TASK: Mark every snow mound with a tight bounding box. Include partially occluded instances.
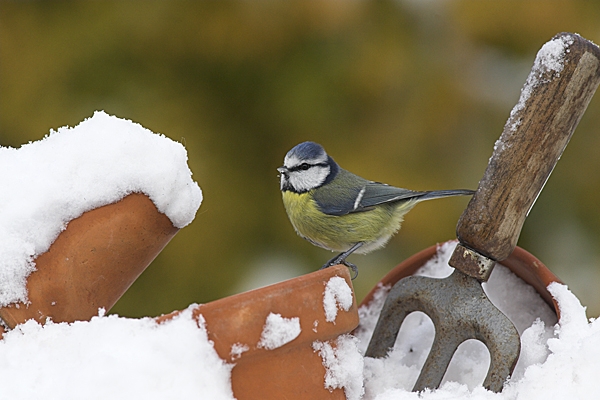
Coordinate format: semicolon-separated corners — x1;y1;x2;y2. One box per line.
0;307;233;400
0;111;202;306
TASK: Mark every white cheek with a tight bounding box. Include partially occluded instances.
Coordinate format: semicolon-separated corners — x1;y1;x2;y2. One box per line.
290;166;329;192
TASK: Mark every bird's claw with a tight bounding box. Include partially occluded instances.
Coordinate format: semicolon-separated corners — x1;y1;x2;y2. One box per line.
320;258;359;280
344;261;359;280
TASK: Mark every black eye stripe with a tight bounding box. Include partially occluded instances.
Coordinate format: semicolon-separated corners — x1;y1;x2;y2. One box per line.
288;162;328;172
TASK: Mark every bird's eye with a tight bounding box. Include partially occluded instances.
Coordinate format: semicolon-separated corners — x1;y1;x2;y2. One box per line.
299;163;311;171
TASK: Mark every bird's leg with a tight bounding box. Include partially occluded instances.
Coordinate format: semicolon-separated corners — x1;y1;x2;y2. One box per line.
320;242;364;279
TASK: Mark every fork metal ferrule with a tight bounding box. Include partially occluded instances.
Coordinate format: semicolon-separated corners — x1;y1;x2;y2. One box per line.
448;243;496;282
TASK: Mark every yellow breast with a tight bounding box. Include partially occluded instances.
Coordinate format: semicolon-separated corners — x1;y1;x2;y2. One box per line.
281;190;416;253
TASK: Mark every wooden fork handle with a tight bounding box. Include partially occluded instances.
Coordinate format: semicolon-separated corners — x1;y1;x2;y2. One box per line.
450;33;600;280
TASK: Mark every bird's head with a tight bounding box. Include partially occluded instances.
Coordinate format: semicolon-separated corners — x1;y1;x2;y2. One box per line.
278;141;338;193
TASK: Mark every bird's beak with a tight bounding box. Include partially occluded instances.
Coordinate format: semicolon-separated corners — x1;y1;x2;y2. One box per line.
277;166;289;191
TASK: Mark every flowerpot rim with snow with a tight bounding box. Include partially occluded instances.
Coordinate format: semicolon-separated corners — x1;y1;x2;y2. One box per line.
157;264;359;400
359;240;562;318
0;192;179;330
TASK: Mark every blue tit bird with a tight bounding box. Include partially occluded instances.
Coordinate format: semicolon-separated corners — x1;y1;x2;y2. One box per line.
277;141;474;277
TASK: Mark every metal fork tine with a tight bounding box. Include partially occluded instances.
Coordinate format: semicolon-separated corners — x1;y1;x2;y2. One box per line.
365;270;520;392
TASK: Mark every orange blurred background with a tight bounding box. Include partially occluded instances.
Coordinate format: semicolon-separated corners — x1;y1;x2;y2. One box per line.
2;0;600;317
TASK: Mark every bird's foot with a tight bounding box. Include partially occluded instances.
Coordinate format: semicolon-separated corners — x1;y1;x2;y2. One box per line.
319;242;364;280
320;256;359;280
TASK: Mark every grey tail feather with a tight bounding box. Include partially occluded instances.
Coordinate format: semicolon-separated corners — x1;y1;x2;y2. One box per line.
418;189;476;201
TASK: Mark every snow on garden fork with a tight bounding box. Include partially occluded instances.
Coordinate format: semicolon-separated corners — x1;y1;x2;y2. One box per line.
366;33;600;393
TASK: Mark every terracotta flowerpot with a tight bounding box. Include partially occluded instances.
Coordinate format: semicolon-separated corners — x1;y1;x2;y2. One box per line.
0;193;179;330
359;241;562;317
157;264;359;400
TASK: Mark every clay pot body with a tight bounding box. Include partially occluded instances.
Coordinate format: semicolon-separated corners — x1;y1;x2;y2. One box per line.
157;264;359;400
0;193;178;328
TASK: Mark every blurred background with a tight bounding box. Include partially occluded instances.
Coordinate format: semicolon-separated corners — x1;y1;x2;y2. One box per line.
2;0;600;317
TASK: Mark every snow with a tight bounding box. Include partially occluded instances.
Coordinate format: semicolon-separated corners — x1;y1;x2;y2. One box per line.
313;334;365;400
0;306;234;400
0;111;202;307
230;342;250;360
504;34;573;133
257;312;301;350
323;276;354;323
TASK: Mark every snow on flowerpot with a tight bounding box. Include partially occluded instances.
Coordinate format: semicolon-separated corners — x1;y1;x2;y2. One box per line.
156;264;360;400
0;112;202;331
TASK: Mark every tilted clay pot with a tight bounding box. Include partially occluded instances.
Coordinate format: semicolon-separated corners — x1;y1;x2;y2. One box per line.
0;193;179;330
157;264;359;400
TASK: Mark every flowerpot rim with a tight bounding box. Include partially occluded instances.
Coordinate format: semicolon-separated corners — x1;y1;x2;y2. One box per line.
359;240;562;318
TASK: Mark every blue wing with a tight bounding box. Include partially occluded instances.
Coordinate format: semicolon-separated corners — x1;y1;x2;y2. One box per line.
312;169;425;216
312;168;474;216
354;184;473;211
355;182;425;210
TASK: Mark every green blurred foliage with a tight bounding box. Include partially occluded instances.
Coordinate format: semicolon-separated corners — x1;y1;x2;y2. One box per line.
2;0;600;317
